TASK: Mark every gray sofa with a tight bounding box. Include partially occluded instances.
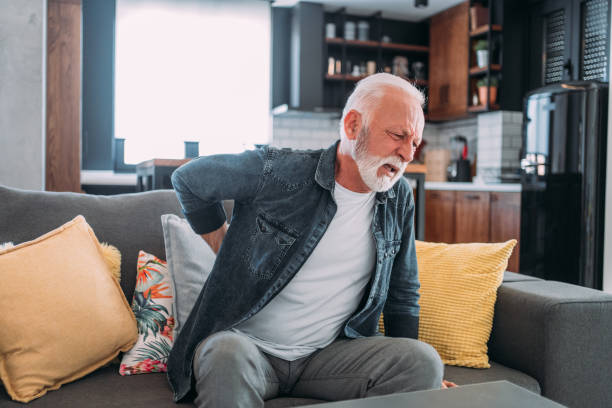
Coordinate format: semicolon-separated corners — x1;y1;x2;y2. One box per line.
0;184;611;408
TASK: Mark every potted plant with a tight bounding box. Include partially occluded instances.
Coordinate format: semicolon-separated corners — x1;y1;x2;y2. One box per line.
476;77;498;106
473;40;489;68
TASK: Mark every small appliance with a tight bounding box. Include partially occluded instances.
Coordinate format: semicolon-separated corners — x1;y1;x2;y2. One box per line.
447;135;471;182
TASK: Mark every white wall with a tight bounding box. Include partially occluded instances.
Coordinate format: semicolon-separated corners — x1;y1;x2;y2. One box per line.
0;0;46;190
603;18;612;293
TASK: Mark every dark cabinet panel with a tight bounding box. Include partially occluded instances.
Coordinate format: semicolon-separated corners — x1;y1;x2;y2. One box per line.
425;190;456;243
290;2;324;110
455;191;491;243
490;192;521;272
526;0;610;90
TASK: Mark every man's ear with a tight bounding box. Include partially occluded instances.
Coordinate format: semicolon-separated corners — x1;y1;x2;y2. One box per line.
343;110;363;141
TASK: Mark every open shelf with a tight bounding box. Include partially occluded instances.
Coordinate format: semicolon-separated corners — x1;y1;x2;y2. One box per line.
469;64;502;75
325;74;428;86
469;24;502;37
344;39;379;48
325;37;344;45
381;43;429;53
325;74;346;81
325;38;429;53
322;9;429;109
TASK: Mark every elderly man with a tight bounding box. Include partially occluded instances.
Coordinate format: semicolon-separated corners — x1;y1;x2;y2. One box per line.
167;73;447;407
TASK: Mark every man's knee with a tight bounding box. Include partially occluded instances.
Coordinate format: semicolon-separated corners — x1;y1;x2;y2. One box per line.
384;338;443;390
409;340;444;388
194;331;258;372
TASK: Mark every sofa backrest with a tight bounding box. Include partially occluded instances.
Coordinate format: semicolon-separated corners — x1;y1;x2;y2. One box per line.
0;185;182;301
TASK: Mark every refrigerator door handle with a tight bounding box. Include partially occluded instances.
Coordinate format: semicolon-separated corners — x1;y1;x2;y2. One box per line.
520;158;538;169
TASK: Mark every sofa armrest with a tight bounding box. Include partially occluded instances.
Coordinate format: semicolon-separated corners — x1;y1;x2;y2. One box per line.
488;279;612;408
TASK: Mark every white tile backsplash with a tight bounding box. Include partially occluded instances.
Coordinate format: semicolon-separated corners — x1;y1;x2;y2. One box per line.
476;110;523;179
272;114;340;150
271;109;523;178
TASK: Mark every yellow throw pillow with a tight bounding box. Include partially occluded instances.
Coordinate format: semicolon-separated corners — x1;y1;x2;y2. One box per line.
0;216;138;403
414;239;516;368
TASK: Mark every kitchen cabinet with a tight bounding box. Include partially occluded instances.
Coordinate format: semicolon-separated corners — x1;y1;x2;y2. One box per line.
425;189;521;272
526;0;610;90
428;1;469;120
490;192;521;273
427;0;527;117
425;190;456;243
455;191;491;243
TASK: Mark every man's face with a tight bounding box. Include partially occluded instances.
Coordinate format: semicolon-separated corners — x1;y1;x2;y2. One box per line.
351;90;424;192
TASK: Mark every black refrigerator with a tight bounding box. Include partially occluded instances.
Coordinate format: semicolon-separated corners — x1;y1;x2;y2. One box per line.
519;81;608;289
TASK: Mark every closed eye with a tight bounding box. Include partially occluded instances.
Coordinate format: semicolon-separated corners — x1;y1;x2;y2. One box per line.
386;130;403;140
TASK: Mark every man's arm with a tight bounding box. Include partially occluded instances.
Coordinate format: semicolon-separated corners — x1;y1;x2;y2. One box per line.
200;223;227;254
171;148;266;236
383;188;420;339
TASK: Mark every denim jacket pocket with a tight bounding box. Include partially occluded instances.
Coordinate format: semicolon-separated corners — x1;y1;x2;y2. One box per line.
247;213;297;280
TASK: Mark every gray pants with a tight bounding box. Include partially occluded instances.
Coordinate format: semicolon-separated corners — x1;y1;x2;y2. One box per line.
192;331;444;407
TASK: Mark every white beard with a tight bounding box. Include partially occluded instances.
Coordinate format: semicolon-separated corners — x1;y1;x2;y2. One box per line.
352;128;407;192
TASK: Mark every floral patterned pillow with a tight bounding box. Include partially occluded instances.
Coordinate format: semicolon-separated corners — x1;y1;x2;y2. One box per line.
119;251;175;375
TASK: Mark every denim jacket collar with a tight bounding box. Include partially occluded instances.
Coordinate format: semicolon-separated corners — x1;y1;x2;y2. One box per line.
315;140;395;204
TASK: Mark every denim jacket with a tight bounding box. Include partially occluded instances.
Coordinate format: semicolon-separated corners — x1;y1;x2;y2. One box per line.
167;141;420;402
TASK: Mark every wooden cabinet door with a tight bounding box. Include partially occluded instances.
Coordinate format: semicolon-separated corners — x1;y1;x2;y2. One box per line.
425;190;456;243
490;192;521;272
46;0;82;192
428;1;469;120
455;191;490;243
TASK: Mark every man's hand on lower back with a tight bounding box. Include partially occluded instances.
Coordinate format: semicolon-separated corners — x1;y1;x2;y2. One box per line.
441;380;458;389
201;223;228;254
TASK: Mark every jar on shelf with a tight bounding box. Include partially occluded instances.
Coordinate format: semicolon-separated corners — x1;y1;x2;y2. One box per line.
326;23;336;38
357;21;369;41
344;21;356;40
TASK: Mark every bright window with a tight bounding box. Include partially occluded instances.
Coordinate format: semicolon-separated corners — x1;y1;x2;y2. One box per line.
115;0;271;164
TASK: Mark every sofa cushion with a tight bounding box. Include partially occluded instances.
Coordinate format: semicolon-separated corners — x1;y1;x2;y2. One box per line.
0;364;324;407
444;361;541;395
0;216;138;402
0;361;537;407
0;185;182;301
0;365;181;408
161;214;215;339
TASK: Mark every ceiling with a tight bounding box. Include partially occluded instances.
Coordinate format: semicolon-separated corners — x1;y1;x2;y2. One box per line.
271;0;466;22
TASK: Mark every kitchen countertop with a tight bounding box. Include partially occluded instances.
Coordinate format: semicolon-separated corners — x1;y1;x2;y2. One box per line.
425;181;521;192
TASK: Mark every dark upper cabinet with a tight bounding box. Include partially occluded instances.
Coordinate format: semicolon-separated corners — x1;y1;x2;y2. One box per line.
526;0;610;91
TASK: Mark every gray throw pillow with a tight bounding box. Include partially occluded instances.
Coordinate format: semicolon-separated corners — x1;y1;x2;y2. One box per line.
161;214;216;339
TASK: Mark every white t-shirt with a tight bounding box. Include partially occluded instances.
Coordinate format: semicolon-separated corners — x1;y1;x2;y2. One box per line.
234;182;376;360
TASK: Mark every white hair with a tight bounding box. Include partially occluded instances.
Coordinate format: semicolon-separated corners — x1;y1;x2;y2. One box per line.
339;73;426;139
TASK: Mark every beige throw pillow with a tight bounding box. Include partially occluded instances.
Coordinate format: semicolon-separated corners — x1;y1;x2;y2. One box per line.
0;216;138;402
